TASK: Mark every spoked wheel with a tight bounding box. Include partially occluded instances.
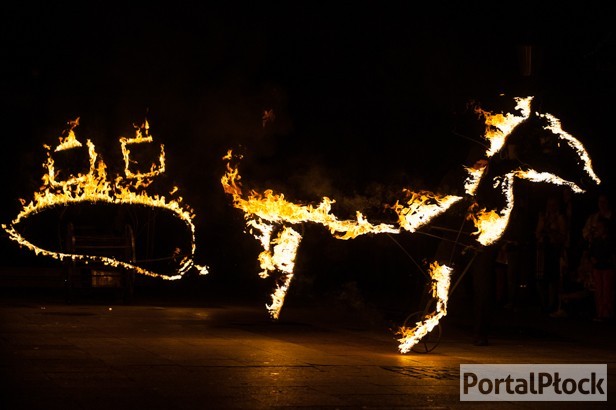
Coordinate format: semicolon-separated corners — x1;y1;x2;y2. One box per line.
402;310;443;353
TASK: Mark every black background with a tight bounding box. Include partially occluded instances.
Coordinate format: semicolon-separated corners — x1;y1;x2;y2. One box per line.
1;2;615;306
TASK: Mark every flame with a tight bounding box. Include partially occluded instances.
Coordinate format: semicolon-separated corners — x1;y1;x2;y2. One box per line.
396;262;451;354
222;153;399;240
468;167;587;247
463;161;488;196
474;96;532;157
260;225;302;319
54;118;83;152
222;150;401;317
222;95;600;354
389;189;462;233
465;97;596;246
538;112;601;185
120;119;166;181
222;150;461;351
2;119;208;279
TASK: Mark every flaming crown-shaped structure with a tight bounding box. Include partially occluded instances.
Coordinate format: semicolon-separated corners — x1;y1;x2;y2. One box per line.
2;118;208;280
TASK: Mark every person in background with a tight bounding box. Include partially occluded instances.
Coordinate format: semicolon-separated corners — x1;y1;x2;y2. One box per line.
561;188;585;291
582;192;613;244
535;194;567;314
588;216;616;322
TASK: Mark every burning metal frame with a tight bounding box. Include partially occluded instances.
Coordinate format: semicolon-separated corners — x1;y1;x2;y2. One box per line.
0;96;601;354
2;118;208;281
221;96;600;353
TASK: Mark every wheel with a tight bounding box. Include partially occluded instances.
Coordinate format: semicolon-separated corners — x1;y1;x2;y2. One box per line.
402;310;442;353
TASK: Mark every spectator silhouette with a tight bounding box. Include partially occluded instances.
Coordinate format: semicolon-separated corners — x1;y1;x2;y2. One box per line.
582;192;613;244
549;258;594;319
561;188;586;289
535;194;567;314
470;243;499;346
588;216;616;321
499;185;534;310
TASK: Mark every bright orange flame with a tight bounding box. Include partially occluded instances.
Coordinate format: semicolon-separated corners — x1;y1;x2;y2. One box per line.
389;189;462;233
474;96;532;158
222;150;401;318
222;150;462;349
2;119;208;280
466;98;596;246
396;262;451;353
221;95;600;354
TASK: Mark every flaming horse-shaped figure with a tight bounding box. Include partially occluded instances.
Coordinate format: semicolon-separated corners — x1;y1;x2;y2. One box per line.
221;96;600;353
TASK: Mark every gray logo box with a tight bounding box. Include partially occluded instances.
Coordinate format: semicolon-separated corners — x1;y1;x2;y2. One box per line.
460;364;607;401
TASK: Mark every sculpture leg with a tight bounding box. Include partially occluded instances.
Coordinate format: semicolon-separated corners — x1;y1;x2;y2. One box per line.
396;262;452;353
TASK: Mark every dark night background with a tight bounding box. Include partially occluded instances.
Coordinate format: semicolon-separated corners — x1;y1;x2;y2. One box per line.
1;3;615;311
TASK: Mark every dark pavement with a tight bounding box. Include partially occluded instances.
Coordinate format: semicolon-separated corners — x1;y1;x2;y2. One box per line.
1;268;615;409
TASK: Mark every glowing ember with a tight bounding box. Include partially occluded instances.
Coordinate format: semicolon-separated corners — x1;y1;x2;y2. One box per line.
2;118;208;280
223;95;599;354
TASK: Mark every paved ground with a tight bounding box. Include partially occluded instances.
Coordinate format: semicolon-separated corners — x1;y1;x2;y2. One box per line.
1;277;615;409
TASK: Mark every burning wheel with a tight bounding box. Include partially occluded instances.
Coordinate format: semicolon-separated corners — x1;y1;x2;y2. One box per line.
402;309;442;353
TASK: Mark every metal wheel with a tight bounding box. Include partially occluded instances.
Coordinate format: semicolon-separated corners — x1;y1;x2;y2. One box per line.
402;309;442;353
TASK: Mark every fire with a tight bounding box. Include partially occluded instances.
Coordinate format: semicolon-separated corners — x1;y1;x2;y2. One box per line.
222;155;399;239
222;150;400;317
474;96;532;157
120;118;166;181
223;95;599;354
396;262;451;354
389;189;463;233
2;118;208;280
221;150;464;350
539;112;601;185
466;97;598;246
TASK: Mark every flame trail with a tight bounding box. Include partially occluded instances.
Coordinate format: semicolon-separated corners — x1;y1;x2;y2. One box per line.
389;189;462;233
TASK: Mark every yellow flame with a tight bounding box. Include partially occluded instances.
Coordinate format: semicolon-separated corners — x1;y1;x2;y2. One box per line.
2;119;208;279
222;95;600;353
464;162;488;196
222;149;462;344
222;150;400;318
261;226;302;319
223;175;399;240
396;262;451;354
54;118;83;152
538;112;601;185
475;96;532;157
465;97;596;246
120;119;166;181
389;189;462;233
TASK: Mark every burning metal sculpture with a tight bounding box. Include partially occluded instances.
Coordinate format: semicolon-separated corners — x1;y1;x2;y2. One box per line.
222;96;600;353
2;118;208;280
